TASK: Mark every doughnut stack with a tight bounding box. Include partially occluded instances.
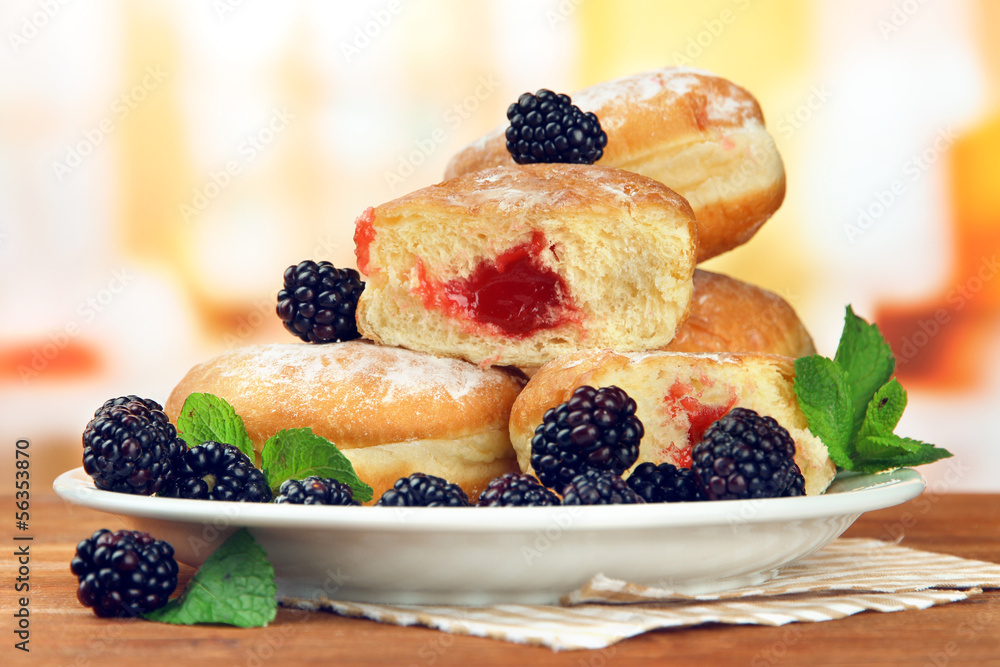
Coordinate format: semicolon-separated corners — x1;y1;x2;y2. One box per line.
167;66;836;501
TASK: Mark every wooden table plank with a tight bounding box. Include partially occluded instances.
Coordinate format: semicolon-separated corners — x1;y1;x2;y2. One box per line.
9;492;1000;666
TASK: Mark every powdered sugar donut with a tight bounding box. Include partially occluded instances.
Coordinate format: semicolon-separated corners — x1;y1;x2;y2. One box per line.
509;349;835;496
445;67;786;262
354;163;697;368
164;341;526;501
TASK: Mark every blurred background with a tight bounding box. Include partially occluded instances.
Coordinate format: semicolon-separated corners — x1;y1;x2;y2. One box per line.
2;0;998;492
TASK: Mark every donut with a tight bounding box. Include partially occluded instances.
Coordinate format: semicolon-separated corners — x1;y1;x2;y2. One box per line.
445;67;786;262
354;163;698;368
663;269;815;358
514;269;815;378
509;349;836;496
164;341;526;501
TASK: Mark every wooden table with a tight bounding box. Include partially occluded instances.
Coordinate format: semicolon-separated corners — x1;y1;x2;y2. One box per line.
8;492;1000;666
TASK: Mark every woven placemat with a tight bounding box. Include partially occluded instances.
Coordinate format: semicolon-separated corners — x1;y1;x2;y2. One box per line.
281;538;1000;651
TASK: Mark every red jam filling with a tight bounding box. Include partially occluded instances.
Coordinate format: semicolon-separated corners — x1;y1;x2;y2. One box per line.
353;207;376;276
662;378;737;467
415;232;576;338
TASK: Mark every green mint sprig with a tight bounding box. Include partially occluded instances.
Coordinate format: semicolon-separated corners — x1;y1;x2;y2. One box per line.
144;528;276;627
174;393;373;502
175;392;256;461
261;427;373;502
794;306;952;473
142;395;375;627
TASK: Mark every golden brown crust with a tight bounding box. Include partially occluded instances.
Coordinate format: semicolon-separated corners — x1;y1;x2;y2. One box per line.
690;174;786;262
664;269;815;358
164;341;526;501
509;349;835;496
341;434;521;503
446;70;767;176
445;67;785;262
515;270;815;378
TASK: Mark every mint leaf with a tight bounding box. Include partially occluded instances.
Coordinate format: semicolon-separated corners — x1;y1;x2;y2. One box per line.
176;393;255;461
834;306;896;435
851;434;953;474
794;355;855;469
144;528;276;627
855;433;921;459
857;379;907;440
261;428;373;502
794;306;953;474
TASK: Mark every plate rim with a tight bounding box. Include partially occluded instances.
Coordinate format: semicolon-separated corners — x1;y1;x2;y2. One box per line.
52;466;926;533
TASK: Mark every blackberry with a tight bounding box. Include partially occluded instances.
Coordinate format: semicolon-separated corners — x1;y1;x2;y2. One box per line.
627;462;706;503
277;260;364;343
275;476;360;506
691;408;806;501
477;473;560;507
561;470;644;506
505;89;607;165
159;441;272;502
70;529;178;617
82;395;186;495
530;385;643;491
375;473;469;507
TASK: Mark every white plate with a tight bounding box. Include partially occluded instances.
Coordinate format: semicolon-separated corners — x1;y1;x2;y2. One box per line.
53;467;924;605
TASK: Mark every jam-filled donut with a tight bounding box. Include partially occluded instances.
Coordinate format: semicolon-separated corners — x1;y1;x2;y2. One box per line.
164;340;526;501
445;67;786;263
353;163;698;368
515;269;816;379
509;349;836;496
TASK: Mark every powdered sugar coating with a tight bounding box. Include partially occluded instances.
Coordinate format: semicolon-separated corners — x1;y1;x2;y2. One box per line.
388;163;690;220
571;66;712;111
214;341;501;403
468;67;761;150
573;67;761;129
703;90;757;125
622;350;742;365
451;170;558;213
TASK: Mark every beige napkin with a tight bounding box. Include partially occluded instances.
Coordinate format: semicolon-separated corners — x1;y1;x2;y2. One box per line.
281;538;1000;651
